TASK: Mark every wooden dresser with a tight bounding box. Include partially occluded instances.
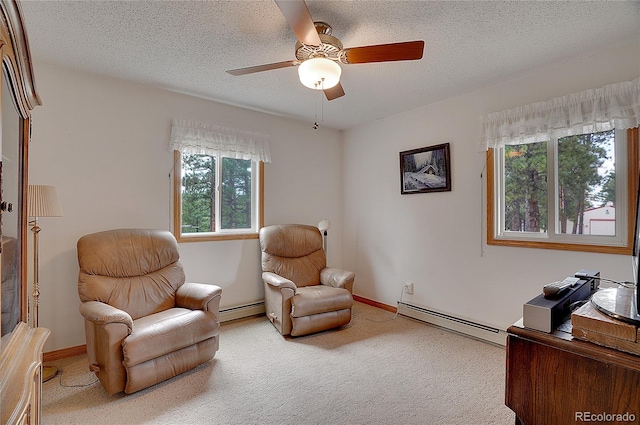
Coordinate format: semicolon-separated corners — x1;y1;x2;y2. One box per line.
506;319;640;425
0;322;49;424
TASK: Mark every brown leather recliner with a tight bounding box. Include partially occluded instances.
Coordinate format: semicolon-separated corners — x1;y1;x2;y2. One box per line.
77;229;222;395
259;224;355;337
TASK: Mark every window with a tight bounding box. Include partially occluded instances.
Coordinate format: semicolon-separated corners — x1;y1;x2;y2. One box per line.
487;128;638;253
482;78;639;254
169;120;270;242
174;151;263;241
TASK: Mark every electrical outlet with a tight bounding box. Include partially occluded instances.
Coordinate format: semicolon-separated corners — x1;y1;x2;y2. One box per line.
404;282;414;295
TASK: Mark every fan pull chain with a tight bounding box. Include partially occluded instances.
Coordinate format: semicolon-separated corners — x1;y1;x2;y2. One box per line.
313;78;325;130
313;81;319;129
321;78;325;124
313;81;318;129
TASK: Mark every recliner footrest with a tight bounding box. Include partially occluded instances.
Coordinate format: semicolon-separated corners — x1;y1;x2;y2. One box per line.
291;308;352;337
123;308;219;367
291;286;353;318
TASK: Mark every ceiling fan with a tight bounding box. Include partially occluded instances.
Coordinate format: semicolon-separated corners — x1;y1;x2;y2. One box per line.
226;0;425;101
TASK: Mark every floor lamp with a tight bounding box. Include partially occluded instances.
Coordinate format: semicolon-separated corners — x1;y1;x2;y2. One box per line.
28;184;63;382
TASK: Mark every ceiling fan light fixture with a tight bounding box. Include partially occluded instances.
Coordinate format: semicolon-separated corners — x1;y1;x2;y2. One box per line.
298;57;341;90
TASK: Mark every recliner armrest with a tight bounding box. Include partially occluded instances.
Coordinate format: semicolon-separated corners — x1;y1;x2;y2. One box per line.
320;268;355;292
176;282;222;313
262;272;297;291
79;301;134;333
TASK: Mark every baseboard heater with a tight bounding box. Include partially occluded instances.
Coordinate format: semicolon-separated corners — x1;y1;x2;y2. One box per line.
219;301;266;323
397;301;506;346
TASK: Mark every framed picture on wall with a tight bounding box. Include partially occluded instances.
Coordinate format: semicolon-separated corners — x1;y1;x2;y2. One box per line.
400;143;451;194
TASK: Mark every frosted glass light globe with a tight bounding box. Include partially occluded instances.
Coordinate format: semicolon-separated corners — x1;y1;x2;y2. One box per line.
298;58;341;90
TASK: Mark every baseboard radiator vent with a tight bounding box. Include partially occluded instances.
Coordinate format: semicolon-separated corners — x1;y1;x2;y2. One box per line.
219;301;265;323
397;301;507;346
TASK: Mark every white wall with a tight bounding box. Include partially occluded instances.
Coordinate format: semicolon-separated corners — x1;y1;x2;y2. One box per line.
29;63;343;352
342;39;640;331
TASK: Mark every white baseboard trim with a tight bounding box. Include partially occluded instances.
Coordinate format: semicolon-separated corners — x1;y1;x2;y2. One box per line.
397;301;507;346
219;301;266;323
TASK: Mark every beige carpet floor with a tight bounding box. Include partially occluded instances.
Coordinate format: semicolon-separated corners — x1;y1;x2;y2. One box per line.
41;302;514;424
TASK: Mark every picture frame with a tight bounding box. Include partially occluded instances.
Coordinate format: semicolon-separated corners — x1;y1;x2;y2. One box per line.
400;143;451;194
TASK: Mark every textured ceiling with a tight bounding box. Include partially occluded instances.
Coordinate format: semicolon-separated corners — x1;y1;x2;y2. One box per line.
20;0;640;130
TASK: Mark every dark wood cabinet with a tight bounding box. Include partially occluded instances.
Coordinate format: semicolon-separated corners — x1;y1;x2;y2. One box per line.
506;321;640;425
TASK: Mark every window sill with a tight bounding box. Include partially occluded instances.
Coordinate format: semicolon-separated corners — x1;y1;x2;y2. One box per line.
175;232;259;243
487;237;631;255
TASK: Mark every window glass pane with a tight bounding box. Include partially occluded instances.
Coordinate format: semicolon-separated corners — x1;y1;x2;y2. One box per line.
557;130;615;235
488;128;636;253
181;153;215;233
221;157;252;230
503;142;548;233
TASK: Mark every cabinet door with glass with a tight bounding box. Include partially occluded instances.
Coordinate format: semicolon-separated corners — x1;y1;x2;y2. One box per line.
0;0;41;337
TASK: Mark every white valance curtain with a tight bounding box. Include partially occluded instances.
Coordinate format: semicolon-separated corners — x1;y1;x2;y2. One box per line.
481;78;640;150
169;119;271;163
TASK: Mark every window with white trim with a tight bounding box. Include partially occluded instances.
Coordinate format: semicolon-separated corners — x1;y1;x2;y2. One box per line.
170;120;270;242
483;79;640;254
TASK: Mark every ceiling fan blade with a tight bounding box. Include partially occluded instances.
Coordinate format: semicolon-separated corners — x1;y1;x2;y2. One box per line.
324;82;345;101
274;0;321;47
342;40;425;64
226;60;298;76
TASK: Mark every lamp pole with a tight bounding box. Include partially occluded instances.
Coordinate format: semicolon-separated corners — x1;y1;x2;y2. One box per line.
27;185;63;382
30;217;41;328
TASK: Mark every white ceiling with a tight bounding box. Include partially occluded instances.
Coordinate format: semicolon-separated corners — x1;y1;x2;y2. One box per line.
19;0;640;130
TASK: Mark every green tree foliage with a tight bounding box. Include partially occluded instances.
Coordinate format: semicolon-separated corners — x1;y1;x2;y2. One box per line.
221;158;252;229
597;171;616;206
181;154;215;233
504;142;547;232
557;131;611;234
181;154;253;233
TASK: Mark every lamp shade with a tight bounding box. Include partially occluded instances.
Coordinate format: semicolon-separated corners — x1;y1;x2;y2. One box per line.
318;219;331;232
28;185;63;218
298;58;341;90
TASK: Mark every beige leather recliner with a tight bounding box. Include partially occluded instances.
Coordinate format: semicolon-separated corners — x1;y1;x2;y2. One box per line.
77;229;222;395
259;224;355;337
